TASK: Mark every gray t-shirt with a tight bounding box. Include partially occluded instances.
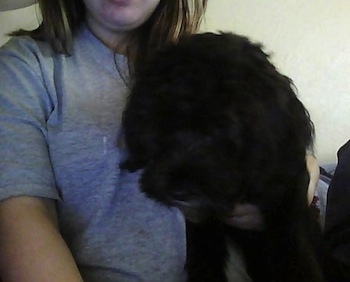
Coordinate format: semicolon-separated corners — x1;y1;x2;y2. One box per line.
0;25;186;282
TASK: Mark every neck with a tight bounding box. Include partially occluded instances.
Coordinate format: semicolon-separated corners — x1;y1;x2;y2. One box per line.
85;18;127;54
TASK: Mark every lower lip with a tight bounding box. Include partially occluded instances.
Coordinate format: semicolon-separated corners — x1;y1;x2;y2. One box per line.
110;0;129;5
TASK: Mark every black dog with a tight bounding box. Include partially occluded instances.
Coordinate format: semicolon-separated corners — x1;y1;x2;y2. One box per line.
121;32;324;282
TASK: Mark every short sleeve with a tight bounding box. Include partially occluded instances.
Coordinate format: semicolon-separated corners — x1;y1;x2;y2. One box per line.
0;37;59;201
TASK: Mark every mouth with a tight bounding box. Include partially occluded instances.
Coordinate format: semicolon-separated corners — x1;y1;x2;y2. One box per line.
168;199;203;222
178;206;205;223
109;0;129;6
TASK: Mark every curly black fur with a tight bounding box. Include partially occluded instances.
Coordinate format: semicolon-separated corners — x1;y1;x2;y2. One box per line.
121;32;324;282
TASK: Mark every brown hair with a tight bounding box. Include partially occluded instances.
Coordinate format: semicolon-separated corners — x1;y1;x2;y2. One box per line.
11;0;207;67
127;0;207;69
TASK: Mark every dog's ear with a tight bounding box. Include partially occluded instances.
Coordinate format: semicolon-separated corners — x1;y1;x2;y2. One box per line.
120;103;158;171
273;75;315;155
289;86;315;153
120;72;162;172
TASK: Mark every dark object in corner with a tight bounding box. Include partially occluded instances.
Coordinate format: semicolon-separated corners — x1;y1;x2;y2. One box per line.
325;140;350;282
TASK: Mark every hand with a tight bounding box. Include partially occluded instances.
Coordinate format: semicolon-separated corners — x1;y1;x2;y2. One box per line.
223;203;265;231
224;155;319;231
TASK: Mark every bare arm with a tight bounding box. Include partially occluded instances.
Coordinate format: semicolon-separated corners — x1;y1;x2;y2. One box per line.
0;0;36;11
305;154;320;204
0;196;83;282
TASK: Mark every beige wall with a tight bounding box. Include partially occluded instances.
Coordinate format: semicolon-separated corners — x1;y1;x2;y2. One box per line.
202;0;350;164
1;1;350;163
0;4;39;45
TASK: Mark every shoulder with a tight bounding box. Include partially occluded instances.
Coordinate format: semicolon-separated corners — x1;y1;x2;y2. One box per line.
1;35;53;62
0;35;56;82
